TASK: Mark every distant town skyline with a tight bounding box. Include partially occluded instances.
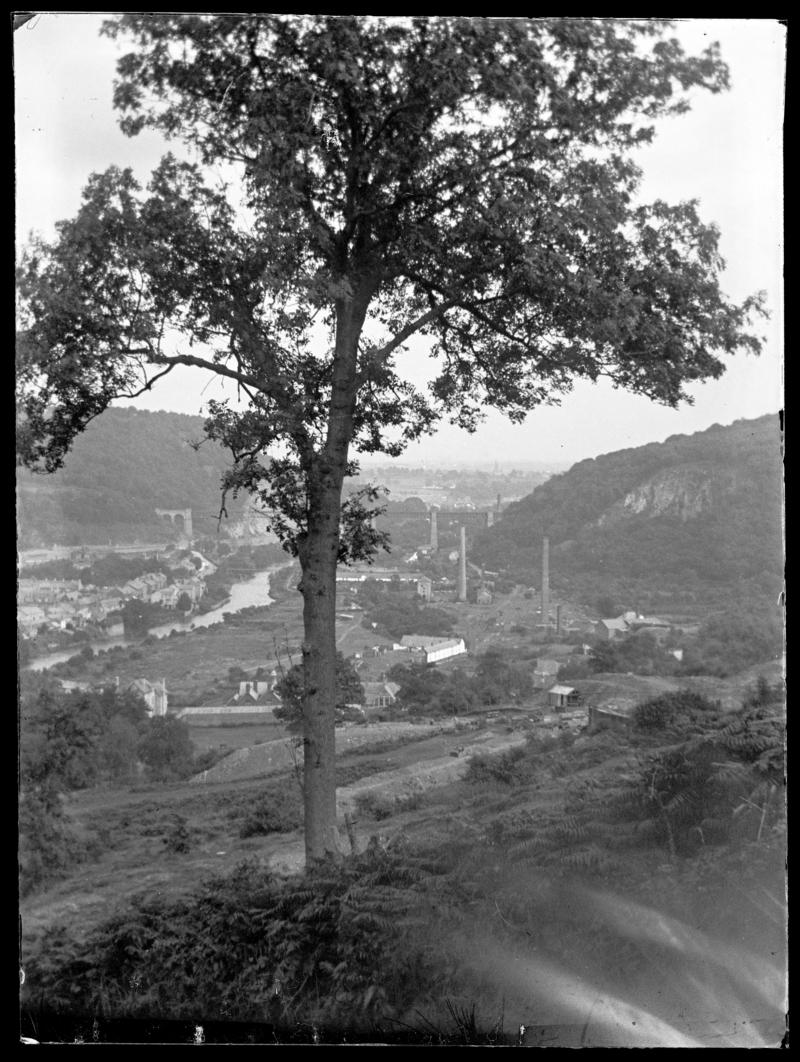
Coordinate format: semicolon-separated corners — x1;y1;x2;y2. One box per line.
16;16;784;467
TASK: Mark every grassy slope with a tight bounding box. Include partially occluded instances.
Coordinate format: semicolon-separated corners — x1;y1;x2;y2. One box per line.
21;658;784;1002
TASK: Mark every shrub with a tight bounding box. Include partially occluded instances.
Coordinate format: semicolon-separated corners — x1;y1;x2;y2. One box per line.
633;689;717;730
19;789;87;897
22;847;449;1028
238;786;302;837
464;746;526;786
162;815;192;854
354;790;395;821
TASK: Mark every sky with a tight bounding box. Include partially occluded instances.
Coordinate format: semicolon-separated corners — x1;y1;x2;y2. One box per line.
15;16;785;468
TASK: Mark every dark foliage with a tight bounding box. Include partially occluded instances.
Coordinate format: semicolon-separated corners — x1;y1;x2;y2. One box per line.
22;845;449;1027
633;689;715;730
274;652;365;731
358;580;456;641
389;650;533;715
137;715;196;782
237;786;303;838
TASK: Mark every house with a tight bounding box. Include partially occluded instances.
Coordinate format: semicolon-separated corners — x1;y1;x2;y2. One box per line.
547;685;581;709
416;576;433;602
227;680;282;707
151;585;181;608
127;678;169;717
173;578;205;606
597;616;630;641
363;681;401;709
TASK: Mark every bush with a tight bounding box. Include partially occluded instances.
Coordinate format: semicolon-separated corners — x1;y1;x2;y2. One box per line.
354;790;395;821
237;786;302;837
162;816;193;854
464;746;527;786
633;689;717;730
22;847;449;1028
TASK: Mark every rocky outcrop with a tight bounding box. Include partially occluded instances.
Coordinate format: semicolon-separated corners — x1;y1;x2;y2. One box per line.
596;464;737;527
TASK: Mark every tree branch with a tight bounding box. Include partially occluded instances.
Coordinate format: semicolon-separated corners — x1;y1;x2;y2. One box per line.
150;351;267;392
117;363;177;398
370;301;455;361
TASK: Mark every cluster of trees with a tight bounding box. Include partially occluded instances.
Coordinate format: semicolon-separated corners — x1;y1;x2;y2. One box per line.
19;682;200;894
389;650;532;715
588;610;783;679
358;580;455;641
589;631;678;676
678;610;784;677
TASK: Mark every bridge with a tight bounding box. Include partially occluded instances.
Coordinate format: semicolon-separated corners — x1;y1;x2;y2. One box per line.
367;504;499;550
155;508;194;542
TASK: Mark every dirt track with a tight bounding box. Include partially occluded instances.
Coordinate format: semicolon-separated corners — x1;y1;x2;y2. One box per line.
189;717;480;784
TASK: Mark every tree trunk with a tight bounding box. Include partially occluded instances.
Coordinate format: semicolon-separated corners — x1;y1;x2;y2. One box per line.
298;280;374;865
299;498;343;864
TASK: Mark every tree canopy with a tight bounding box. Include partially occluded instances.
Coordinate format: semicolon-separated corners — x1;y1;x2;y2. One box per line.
16;16;767;862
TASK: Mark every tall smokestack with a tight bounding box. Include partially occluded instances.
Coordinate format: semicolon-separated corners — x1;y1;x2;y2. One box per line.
556;603;561;635
458;525;467;602
541;536;550;630
430;507;439;551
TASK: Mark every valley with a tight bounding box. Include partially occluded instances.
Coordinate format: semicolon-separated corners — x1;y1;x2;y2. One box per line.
18;411;785;1047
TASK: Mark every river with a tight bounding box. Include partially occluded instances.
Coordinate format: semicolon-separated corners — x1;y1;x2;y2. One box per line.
25;566;282;672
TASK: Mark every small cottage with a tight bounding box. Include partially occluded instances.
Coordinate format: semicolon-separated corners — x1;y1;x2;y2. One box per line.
547;685;581;710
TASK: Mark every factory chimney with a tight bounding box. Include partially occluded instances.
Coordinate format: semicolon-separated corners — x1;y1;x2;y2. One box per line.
541;536;550;631
458;526;467;602
556;603;561;635
430;507;439;551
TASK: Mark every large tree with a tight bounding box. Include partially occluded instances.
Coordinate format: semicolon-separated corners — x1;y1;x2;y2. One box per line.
16;16;765;863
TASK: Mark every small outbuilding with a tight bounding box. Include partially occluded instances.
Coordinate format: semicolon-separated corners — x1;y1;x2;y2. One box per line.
547;684;581;710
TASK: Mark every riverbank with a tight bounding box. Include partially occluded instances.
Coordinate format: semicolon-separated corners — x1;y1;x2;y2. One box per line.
21;565;305;703
24;564;294;673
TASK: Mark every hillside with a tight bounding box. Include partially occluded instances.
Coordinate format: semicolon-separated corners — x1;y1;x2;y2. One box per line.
16;407;247;547
474;415;784;609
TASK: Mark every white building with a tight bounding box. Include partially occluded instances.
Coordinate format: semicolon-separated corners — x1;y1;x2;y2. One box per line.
127;678;169;717
424;638;467;664
400;634;467;664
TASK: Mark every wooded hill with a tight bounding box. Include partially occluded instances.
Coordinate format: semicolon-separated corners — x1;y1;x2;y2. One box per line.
473;414;784;610
17;407;246;547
